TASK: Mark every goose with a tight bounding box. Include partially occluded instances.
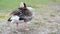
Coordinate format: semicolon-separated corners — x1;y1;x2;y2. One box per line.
8;2;35;30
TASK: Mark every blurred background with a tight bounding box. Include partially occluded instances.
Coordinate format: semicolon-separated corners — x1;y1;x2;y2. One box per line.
0;0;60;19
0;0;60;34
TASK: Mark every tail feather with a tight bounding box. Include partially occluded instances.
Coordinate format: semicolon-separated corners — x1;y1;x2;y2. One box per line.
20;2;26;8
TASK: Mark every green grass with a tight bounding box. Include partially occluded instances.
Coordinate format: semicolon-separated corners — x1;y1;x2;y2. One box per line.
0;0;60;12
0;0;60;19
0;16;9;19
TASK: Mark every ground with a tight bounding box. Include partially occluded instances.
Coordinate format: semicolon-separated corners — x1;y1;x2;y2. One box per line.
0;0;60;34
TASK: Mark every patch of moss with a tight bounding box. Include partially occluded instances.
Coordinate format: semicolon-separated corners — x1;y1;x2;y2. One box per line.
43;18;48;20
0;16;5;19
0;16;9;19
34;22;45;26
49;32;57;34
50;14;55;17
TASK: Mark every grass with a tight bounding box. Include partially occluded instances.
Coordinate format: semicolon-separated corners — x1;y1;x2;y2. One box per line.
0;16;9;19
49;32;57;34
34;22;45;26
0;0;60;19
0;0;59;34
0;0;60;12
50;14;55;17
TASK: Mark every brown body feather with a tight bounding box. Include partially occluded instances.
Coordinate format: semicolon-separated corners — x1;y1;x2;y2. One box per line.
8;2;33;22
